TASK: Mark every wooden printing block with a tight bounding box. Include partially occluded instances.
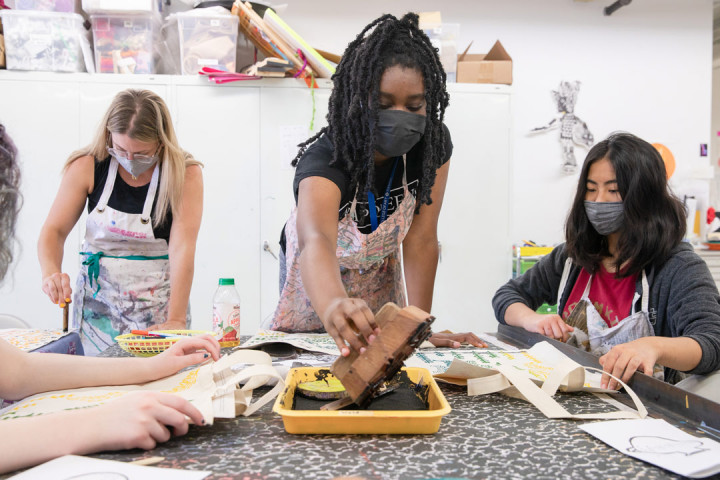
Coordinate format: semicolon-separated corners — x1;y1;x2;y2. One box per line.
331;302;435;408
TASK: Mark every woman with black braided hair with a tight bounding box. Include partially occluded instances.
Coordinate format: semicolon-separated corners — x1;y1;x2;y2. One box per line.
268;13;485;356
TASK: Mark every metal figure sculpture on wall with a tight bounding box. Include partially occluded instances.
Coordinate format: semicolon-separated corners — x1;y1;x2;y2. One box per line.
531;81;594;174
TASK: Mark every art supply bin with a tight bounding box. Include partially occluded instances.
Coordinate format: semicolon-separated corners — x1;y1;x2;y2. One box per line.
423;23;459;82
167;11;238;75
512;245;555;277
0;9;86;72
513;245;557;314
15;0;75;12
115;330;214;357
91;13;156;73
82;0;158;14
273;367;451;434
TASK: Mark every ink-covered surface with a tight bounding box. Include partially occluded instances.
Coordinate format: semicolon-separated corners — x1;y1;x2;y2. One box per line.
274;367;450;434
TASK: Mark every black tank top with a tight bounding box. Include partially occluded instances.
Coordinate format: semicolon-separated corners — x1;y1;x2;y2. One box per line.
87;157;172;242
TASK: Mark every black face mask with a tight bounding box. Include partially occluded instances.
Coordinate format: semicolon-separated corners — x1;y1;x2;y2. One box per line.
373;109;427;157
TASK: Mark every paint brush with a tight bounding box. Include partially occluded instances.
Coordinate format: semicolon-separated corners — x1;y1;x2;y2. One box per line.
131;330;225;341
131;330;189;339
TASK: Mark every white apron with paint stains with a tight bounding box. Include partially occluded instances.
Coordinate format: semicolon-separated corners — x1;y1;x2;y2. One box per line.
560;258;662;380
268;156;415;332
72;158;189;355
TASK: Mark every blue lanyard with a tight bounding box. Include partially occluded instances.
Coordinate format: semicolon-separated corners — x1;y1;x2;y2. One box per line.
367;157;399;232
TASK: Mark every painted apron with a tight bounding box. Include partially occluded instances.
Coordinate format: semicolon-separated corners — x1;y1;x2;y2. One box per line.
72;158;190;355
561;258;663;380
269;156;415;332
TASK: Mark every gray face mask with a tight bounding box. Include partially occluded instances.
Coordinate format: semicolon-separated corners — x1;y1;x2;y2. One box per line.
584;201;624;235
107;146;159;179
374;109;426;157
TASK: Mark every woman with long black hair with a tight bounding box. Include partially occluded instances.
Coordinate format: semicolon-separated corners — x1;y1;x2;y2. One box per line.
493;132;720;398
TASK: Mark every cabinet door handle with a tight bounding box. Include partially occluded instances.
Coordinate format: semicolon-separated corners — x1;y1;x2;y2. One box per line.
263;241;278;260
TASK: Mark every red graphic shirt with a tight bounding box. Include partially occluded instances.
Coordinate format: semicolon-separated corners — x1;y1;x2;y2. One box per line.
562;264;638;328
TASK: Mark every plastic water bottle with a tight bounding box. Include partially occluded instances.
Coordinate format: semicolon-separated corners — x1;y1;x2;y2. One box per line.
212;278;241;347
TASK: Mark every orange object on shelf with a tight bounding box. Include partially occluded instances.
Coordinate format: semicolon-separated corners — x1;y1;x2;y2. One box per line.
652;143;675;179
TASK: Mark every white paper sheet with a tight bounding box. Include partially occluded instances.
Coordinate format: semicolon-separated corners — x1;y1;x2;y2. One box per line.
580;419;720;478
9;455;211;479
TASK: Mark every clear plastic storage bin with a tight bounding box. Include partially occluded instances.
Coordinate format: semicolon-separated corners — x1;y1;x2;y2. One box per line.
82;0;158;14
423;23;460;82
166;11;238;75
91;14;156;74
0;10;86;72
15;0;76;12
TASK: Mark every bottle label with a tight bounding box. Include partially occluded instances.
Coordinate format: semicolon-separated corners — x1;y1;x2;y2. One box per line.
212;303;241;345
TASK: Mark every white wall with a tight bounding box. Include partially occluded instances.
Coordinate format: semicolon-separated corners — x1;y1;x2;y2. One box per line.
275;0;714;245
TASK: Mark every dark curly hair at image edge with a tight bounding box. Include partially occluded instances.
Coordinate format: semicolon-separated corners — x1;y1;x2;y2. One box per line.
0;124;21;282
292;12;450;211
565;132;687;278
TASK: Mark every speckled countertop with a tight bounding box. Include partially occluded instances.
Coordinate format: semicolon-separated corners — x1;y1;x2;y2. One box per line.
84;339;708;480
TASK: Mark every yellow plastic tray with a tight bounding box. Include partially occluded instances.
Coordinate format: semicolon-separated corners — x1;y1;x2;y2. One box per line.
115;330;214;357
273;367;451;434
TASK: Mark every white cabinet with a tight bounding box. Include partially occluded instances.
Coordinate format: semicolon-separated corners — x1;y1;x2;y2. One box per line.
258;85;331;324
437;84;513;333
0;72;511;335
174;84;262;330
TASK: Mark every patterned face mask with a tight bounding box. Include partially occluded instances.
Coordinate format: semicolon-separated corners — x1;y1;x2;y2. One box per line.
584;200;624;235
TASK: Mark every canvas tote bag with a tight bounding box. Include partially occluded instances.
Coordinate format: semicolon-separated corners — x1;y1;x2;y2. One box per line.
436;341;647;420
0;350;284;425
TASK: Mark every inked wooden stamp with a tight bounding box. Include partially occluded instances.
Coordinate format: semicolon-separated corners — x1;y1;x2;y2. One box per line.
331;302;435;408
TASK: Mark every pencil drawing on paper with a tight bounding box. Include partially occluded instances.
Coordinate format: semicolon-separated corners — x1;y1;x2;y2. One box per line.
627;436;709;456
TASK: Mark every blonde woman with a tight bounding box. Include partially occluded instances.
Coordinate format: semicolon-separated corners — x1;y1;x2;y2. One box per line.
38;89;203;355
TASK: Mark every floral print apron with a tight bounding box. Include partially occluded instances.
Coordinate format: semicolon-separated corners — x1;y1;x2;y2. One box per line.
269;156;415;332
72;158;189;355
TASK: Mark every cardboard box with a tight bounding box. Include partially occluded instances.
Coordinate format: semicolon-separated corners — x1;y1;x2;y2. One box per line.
457;40;512;85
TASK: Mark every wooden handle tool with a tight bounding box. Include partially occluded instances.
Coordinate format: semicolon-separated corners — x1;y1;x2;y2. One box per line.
62;303;68;333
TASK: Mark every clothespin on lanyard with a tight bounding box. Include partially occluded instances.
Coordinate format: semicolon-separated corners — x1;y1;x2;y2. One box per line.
367;157;399;232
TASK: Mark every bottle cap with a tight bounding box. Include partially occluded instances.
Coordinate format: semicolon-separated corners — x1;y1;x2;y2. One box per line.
218;278;235;286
